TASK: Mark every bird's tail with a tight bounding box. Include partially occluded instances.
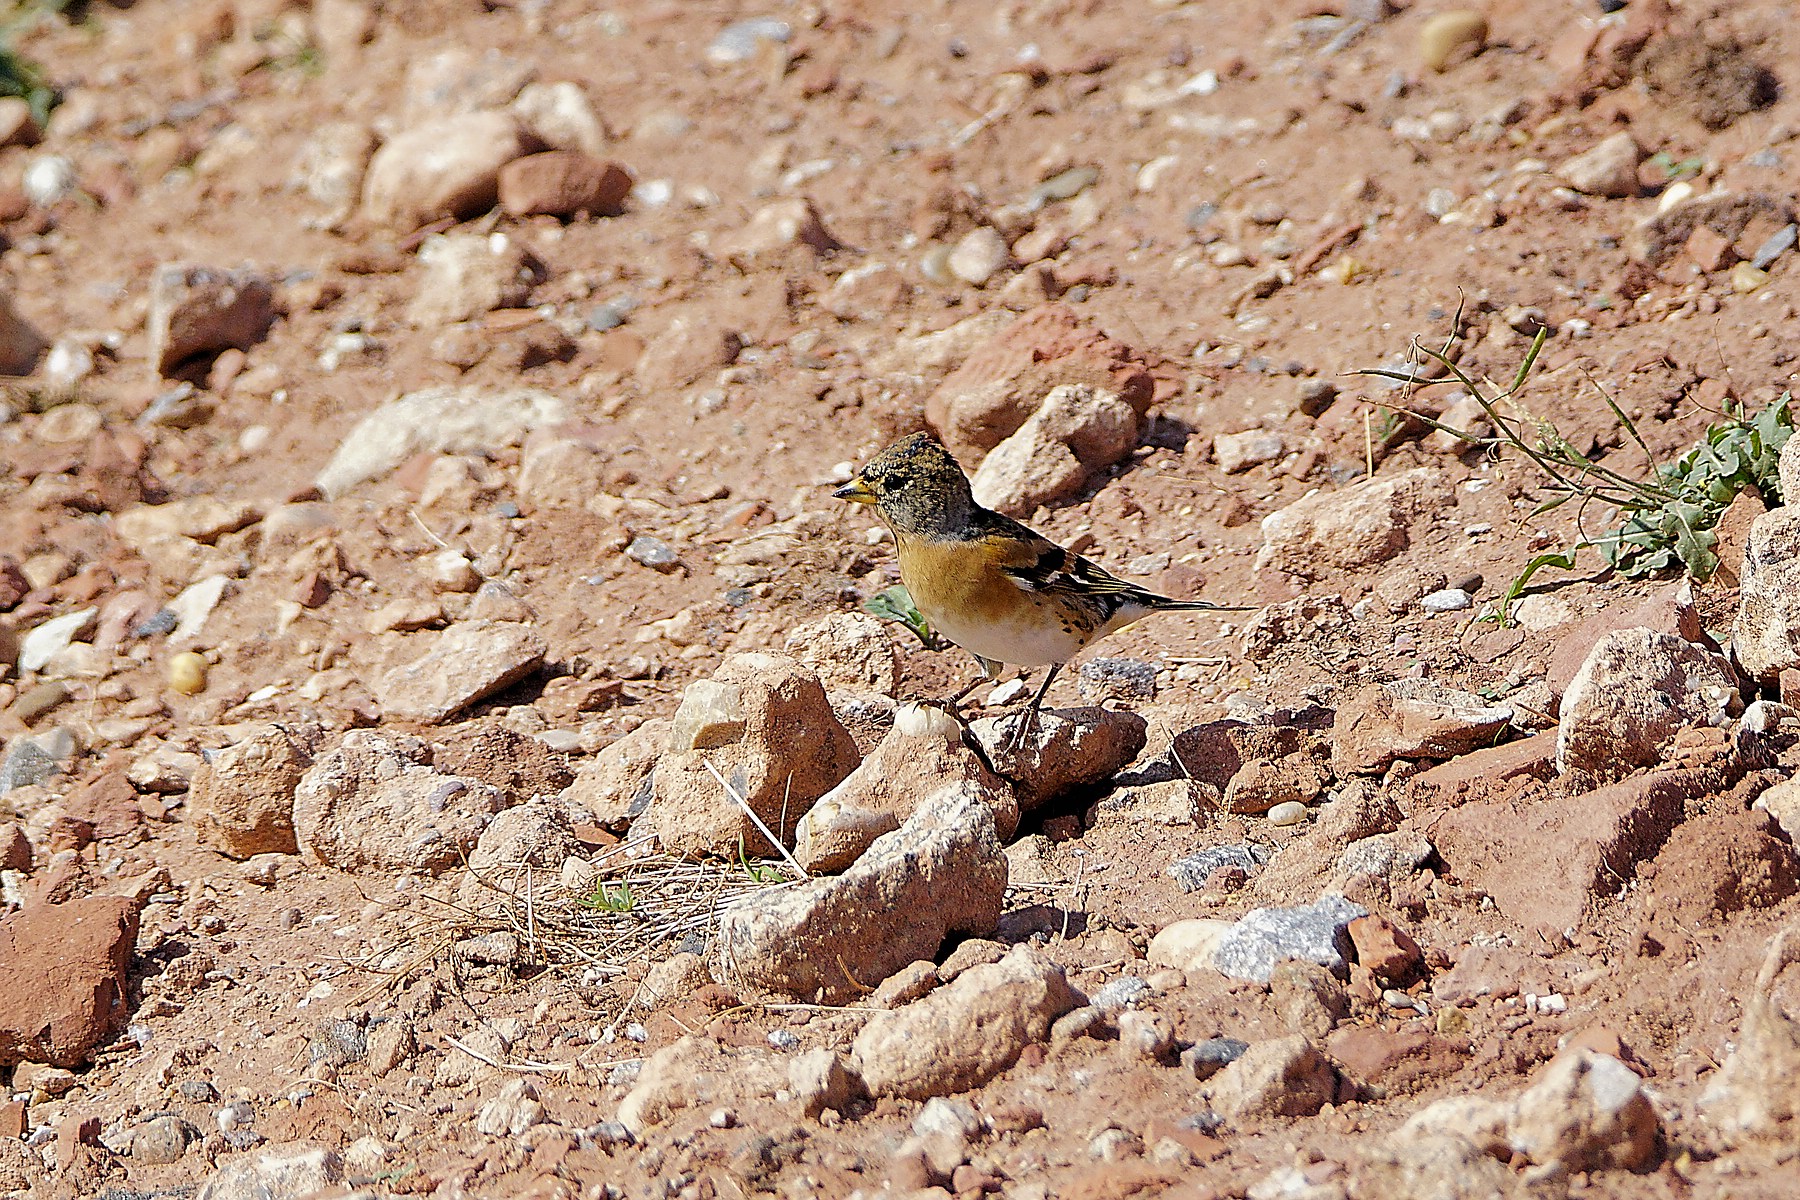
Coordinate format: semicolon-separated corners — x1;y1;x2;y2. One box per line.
1146;597;1258;612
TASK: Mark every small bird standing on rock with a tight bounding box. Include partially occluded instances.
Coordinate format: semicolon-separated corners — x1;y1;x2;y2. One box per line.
835;432;1250;745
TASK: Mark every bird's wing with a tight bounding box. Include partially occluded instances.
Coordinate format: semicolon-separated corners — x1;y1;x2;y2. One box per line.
976;513;1152;602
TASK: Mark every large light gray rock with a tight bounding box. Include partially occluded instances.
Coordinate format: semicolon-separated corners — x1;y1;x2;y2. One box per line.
851;947;1079;1099
195;1142;343;1200
1254;468;1452;578
1557;627;1737;784
294;731;512;874
1735;508;1800;682
315;385;566;497
712;782;1007;1003
1211;893;1368;983
376;621;547;724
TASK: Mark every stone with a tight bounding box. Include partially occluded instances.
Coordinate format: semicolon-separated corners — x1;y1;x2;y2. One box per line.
1509;1050;1659;1172
1211;894;1368;983
1182;1037;1249;1081
0;823;27;871
464;803;581;899
616;1037;786;1136
1205;1036;1335;1122
112;497;258;548
1432;753;1760;930
147;265;275;376
1223;755;1329;814
61;773;143;843
716;197;842;259
361;112;535;229
789;1049;862;1118
1146;918;1235;972
1755;776;1800;844
1332;680;1513;775
633;953;711;1010
1256;468;1453;578
511;81;608;156
1347;915;1421;982
376;621;547;724
1546;581;1712;700
646;654;860;859
852;947;1079;1099
316;385;566;497
1557;132;1642;198
947;226;1010;286
796;704;1015;870
711;782;1007;1003
970;705;1146;810
1168;843;1269;891
499;151;631;217
1628;190;1792;267
783;610;900;695
1735;508;1800;682
1419;11;1486;72
405;233;541;326
1077;657;1157;702
194;1142;344;1200
0;737;61;793
925;303;1152;464
1214;430;1286;474
1781;433;1800;503
1327;1027;1466;1097
18;608;97;674
1557;627;1736;784
130;1113;196;1164
969;383;1145;516
292;120;375;220
1088;779;1210;829
0;291;46;375
475;1079;546;1137
0;895;141;1068
1351;1130;1512;1198
293;730;513;874
563;718;666;828
1270;961;1347;1040
1423;391;1494;454
1699;926;1800;1145
189;724;323;858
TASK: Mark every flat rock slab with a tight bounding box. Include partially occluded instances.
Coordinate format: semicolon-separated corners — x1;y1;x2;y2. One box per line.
1211;894;1368;983
1432;749;1762;930
0;895;142;1068
377;621;546;724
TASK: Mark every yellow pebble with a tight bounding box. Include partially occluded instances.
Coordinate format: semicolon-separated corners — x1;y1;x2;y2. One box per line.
168;651;208;696
1436;1006;1471;1038
1732;263;1770;293
1419;11;1488;73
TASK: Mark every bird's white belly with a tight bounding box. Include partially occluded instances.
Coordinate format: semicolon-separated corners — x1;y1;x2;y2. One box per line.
925;602;1087;668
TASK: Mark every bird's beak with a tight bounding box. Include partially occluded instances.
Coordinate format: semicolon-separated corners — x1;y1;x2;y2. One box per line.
833;476;876;504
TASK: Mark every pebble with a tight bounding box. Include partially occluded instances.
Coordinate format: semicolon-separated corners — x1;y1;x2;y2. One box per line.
22;154;76;206
19;608;98;674
1090;976;1152;1012
948;227;1010;286
1418;11;1486;73
1168;843;1269;892
1077;657;1157;702
625;536;680;572
0;738;59;792
1750;223;1796;270
1181;1037;1248;1081
1420;588;1472;613
1266;800;1308;826
1214;430;1286;474
168;651;209;696
1732;263;1770;293
707;17;790;64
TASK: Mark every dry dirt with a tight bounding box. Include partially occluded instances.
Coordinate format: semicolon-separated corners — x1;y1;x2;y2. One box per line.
3;0;1800;1197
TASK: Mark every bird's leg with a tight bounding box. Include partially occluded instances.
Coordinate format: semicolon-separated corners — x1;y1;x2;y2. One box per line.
1002;663;1061;755
935;656;1003;716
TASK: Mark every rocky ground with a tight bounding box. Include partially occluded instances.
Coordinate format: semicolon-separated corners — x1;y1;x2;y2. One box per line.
3;0;1800;1197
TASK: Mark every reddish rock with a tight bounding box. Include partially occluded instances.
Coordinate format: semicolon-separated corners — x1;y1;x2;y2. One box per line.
0;555;28;610
1432;753;1757;930
0;895;142;1068
1170;707;1333;790
61;772;144;843
1641;808;1800;928
1327;1027;1468;1096
0;822;29;872
1347;915;1422;982
498;151;631;218
923;303;1153;464
1406;734;1555;806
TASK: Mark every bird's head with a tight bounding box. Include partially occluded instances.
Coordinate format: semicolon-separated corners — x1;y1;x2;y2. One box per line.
834;432;976;535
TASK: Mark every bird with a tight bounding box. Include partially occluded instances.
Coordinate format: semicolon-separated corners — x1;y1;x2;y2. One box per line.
834;431;1251;749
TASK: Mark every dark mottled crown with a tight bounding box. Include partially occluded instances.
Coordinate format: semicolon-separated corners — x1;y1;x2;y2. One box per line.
853;432;977;535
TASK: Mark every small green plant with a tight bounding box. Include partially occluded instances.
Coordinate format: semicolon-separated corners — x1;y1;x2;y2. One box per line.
863;584;947;650
1362;305;1793;625
735;836;789;885
580;879;635;913
1648;151;1705;182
